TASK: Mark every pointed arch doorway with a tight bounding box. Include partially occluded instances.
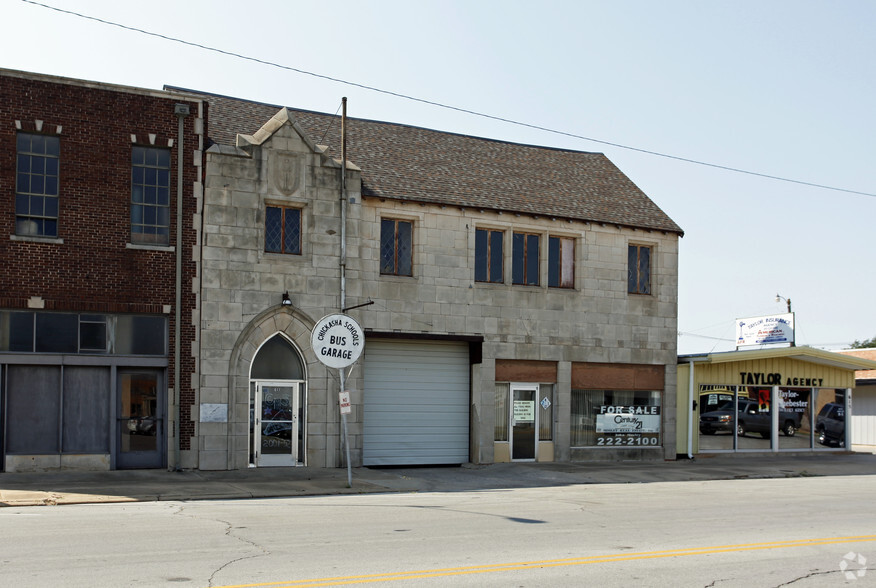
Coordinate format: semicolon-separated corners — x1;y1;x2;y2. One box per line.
249;334;307;467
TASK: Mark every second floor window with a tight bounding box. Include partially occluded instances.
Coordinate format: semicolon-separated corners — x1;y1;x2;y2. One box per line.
475;228;504;283
628;244;652;295
512;232;540;286
16;133;60;237
265;205;302;254
380;218;412;276
131;146;171;245
548;236;575;288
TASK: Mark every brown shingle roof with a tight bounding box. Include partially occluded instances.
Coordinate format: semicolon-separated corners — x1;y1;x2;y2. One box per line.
181;88;683;234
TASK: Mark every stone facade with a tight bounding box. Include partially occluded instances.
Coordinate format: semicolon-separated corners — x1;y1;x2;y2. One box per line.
198;106;680;469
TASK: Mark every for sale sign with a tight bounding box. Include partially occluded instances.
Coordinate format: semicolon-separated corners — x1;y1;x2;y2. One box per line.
595;405;661;434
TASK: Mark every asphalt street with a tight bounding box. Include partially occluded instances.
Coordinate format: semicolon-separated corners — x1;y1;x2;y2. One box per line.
2;450;876;507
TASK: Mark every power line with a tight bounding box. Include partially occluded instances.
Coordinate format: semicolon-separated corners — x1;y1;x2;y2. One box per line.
21;0;876;199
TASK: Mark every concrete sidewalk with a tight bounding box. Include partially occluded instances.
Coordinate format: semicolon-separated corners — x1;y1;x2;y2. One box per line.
2;451;876;507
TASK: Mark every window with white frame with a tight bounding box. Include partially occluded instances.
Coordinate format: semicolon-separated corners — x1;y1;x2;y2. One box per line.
131;146;171;245
16;133;60;237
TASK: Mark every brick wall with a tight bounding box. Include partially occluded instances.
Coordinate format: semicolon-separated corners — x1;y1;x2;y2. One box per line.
0;71;203;452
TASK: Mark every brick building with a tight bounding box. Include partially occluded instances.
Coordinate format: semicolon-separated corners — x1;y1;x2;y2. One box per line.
187;90;684;470
0;70;204;471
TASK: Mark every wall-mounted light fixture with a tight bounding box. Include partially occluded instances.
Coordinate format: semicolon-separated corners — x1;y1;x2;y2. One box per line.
281;292;292;306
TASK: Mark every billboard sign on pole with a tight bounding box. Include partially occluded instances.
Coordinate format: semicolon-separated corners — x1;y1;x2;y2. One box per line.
736;313;795;348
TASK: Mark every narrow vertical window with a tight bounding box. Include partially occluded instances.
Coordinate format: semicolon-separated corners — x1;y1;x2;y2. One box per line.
380;219;413;276
512;232;540;285
548;236;575;288
628;244;652;295
131;146;171;245
475;228;504;283
265;205;302;254
16;133;60;237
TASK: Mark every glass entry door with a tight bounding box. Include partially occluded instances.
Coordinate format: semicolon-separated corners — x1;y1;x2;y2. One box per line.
254;382;304;467
511;384;539;461
116;371;165;469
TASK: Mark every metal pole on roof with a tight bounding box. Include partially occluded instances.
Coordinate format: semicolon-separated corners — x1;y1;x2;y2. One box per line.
339;97;352;487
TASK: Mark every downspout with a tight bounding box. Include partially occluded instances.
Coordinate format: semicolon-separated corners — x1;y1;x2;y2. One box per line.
687;360;695;459
173;103;190;470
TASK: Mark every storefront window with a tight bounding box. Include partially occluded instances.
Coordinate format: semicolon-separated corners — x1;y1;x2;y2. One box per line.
776;388;811;450
0;311;165;356
570;390;661;448
814;389;846;449
699;386;775;450
698;385;847;452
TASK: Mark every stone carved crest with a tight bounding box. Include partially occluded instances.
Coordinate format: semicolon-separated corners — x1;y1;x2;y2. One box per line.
270;152;303;196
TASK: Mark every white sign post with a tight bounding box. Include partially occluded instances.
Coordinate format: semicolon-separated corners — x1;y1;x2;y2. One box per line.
311;314;364;487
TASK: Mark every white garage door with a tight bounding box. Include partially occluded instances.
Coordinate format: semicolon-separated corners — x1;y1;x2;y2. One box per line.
363;340;470;466
852;388;876;445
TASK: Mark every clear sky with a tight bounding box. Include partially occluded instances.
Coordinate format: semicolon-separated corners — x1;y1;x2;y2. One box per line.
4;0;874;354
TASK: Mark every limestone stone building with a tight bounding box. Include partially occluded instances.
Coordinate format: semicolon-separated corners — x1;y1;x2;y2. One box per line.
188;90;684;470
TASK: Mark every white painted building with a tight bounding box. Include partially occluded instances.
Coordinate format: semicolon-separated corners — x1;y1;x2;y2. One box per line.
838;349;876;447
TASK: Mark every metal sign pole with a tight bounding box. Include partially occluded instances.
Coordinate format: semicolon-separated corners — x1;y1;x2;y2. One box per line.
340;368;351;487
311;313;362;489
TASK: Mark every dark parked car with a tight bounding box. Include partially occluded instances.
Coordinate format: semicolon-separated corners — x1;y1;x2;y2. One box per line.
816;402;845;447
700;398;802;438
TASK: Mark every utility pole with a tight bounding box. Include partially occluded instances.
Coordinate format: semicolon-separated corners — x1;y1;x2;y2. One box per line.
339;98;351;487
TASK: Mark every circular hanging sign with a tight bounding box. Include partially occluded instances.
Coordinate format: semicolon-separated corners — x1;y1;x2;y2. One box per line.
311;313;365;369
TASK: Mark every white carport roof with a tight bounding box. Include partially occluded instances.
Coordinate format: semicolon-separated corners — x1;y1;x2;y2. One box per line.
679;346;876;372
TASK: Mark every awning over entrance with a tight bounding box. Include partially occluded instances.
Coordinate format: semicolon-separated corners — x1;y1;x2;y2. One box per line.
682;346;876;372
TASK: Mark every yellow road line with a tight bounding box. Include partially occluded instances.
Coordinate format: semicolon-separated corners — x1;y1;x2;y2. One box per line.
214;534;876;588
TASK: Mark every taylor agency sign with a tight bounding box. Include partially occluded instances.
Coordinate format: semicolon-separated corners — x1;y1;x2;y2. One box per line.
736;313;795;347
310;314;364;369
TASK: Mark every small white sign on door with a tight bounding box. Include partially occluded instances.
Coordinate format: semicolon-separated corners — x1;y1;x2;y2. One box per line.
513;400;535;423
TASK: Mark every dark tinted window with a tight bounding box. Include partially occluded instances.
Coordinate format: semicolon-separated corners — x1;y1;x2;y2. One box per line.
35;313;78;353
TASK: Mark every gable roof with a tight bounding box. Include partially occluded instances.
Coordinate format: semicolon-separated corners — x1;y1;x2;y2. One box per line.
174;88;683;235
